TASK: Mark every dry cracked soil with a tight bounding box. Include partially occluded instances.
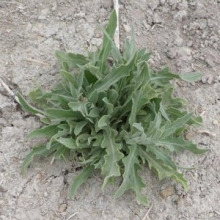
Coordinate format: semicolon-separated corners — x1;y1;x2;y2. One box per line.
0;0;220;220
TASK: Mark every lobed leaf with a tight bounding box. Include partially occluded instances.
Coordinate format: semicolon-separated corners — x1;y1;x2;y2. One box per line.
74;121;88;136
180;72;202;82
45;108;83;120
129;84;157;127
54;145;70;160
101;129;124;189
115;145;148;205
163;113;193;138
97;115;110;129
157;138;208;154
150;67;179;82
28;125;59;139
90;58;135;96
142;150;188;191
55;137;87;150
56;51;88;68
99;10;118;71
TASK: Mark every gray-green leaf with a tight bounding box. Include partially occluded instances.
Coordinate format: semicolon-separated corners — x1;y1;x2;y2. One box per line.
70;165;95;198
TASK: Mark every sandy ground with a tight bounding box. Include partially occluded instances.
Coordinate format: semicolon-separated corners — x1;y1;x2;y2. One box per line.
0;0;220;219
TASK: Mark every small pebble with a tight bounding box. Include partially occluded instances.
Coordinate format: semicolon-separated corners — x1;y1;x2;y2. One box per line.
160;186;175;199
103;0;113;9
212;120;219;125
91;38;102;46
202;74;214;84
166;48;177;59
0;186;7;193
44;192;48;197
123;24;131;32
174;10;187;22
207;75;214;84
153;13;162;24
52;1;57;11
185;131;196;140
59;203;67;212
38;8;49;20
160;0;166;5
206;57;215;67
202;75;207;83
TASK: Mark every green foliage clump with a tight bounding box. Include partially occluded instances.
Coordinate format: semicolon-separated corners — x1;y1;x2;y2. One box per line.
18;10;207;205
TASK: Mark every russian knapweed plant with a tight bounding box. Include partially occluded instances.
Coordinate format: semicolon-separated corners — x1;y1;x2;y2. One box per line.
18;10;207;205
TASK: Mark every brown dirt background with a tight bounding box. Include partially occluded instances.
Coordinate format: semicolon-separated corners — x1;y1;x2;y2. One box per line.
0;0;219;219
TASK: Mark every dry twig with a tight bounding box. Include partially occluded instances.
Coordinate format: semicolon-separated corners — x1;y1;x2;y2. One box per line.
65;212;79;220
0;78;44;118
24;58;49;66
0;1;23;4
0;78;20;103
142;204;153;220
113;0;120;49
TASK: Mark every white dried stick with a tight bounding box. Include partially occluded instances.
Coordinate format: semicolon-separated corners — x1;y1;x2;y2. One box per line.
113;0;120;49
142;204;153;220
0;78;44;118
0;78;20;103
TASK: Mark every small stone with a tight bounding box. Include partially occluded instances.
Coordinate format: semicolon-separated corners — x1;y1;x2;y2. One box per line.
207;75;214;84
0;215;7;220
175;184;186;196
177;0;188;10
0;185;7;193
175;36;183;46
187;41;193;47
91;38;102;47
76;11;85;18
149;0;160;10
57;12;62;17
59;203;67;212
174;10;187;22
25;22;32;32
153;13;162;24
0;118;7;126
178;47;192;57
143;21;151;30
205;57;215;67
103;0;113;9
166;215;174;220
202;75;208;83
38;8;49;20
119;4;125;9
52;1;57;11
160;0;166;5
185;131;196;140
212;120;219;125
123;24;131;32
160;186;175;199
169;0;177;10
166;48;177;59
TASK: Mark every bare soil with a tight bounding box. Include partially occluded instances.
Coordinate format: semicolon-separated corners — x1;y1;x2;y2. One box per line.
0;1;219;220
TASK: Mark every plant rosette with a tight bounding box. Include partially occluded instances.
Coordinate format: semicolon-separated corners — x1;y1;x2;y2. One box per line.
18;10;207;205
